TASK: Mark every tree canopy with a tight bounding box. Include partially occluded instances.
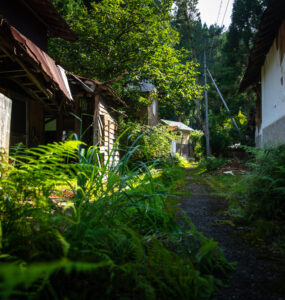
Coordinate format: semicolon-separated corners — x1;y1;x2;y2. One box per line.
49;0;202;116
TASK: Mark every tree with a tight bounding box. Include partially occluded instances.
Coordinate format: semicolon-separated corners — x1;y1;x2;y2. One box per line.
49;0;202;115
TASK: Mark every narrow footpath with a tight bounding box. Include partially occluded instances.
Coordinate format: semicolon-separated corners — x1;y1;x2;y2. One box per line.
179;169;285;300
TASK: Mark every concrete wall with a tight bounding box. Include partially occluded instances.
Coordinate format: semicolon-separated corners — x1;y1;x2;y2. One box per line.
258;20;285;146
0;93;12;154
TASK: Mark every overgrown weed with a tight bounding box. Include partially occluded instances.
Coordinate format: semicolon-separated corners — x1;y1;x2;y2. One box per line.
0;138;233;299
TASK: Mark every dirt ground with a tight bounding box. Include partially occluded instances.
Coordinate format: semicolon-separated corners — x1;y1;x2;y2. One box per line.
179;169;285;300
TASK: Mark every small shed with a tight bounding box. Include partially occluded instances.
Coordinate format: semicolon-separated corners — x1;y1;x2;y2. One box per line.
160;119;194;157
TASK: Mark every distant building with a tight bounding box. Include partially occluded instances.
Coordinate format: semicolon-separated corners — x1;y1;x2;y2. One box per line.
161;119;194;157
128;81;159;126
240;1;285;147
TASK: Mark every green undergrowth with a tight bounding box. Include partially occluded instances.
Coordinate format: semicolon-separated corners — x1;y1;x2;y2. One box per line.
193;147;285;255
0;140;233;299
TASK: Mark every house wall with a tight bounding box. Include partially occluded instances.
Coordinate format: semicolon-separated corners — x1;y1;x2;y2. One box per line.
147;98;159;126
0;93;12;153
98;98;120;166
0;1;48;51
258;19;285;146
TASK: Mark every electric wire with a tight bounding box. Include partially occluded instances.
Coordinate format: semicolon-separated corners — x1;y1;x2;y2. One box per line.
216;0;223;24
221;0;231;27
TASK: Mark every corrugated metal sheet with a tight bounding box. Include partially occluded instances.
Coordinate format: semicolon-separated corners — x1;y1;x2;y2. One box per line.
240;0;285;92
7;23;73;101
161;119;194;132
22;0;77;41
71;74;127;107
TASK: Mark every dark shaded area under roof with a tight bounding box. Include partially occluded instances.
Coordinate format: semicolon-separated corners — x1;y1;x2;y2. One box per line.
240;0;285;92
21;0;76;41
0;18;73;111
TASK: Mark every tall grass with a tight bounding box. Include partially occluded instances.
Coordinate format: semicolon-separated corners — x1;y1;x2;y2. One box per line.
242;144;285;221
0;138;232;299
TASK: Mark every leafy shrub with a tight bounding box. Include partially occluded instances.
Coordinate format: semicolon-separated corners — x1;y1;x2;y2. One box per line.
199;157;226;173
190;130;204;161
119;121;177;163
0;140;232;299
242;144;285;220
173;153;192;168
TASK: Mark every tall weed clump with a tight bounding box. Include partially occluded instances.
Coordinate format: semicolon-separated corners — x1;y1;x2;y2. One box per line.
243;144;285;220
0;140;232;299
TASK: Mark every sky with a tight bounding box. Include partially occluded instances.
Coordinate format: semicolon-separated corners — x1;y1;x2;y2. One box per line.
197;0;234;29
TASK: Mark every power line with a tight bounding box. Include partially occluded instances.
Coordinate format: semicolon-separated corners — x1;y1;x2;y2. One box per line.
216;0;223;24
221;0;231;27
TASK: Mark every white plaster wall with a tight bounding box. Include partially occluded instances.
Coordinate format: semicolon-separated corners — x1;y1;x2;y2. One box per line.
0;93;12;154
261;36;285;132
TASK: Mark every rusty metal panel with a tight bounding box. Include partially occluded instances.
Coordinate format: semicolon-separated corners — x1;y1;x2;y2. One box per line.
8;25;73;101
0;93;12;154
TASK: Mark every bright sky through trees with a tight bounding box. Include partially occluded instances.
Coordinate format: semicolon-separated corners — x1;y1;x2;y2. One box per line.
197;0;234;28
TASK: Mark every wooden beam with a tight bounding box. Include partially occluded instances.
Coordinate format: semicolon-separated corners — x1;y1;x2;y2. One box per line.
11;78;56;113
0;70;25;74
0;45;53;101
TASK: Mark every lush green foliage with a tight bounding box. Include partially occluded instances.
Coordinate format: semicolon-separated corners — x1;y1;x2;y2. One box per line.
242;145;285;221
199;157;227;173
164;0;269;155
194;145;285;253
49;0;202;115
119;121;177;163
0;140;232;299
190;130;204;160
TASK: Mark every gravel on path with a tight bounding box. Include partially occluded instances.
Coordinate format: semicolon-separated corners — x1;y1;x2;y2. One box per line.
179;169;285;300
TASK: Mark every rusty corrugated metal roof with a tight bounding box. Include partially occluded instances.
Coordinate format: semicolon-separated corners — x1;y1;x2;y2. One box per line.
240;0;285;92
71;74;127;107
0;18;73;101
22;0;77;41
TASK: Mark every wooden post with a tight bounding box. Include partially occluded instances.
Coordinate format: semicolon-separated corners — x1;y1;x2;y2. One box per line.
57;110;63;142
207;68;242;137
93;94;100;145
204;52;211;158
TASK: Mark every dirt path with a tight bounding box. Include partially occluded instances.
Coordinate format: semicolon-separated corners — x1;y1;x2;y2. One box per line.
179;169;285;300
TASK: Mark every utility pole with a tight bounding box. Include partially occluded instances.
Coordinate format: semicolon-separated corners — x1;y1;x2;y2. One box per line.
207;68;242;137
204;52;211;157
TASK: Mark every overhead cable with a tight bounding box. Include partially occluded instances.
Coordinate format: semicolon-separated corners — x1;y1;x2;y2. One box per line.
221;0;231;27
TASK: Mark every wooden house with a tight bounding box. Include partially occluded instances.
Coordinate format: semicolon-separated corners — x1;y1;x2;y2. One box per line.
0;0;126;164
67;74;126;166
240;0;285;147
161;119;194;157
0;0;76;153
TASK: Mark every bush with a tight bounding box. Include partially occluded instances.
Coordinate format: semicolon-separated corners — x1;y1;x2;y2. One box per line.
119;121;177;163
190;130;204;161
0;139;233;299
242;144;285;220
199;156;226;173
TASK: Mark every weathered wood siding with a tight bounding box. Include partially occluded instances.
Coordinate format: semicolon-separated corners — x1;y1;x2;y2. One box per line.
0;93;12;153
98;98;120;166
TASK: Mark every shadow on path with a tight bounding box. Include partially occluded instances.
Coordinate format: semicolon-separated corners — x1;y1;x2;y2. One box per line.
179;168;285;300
